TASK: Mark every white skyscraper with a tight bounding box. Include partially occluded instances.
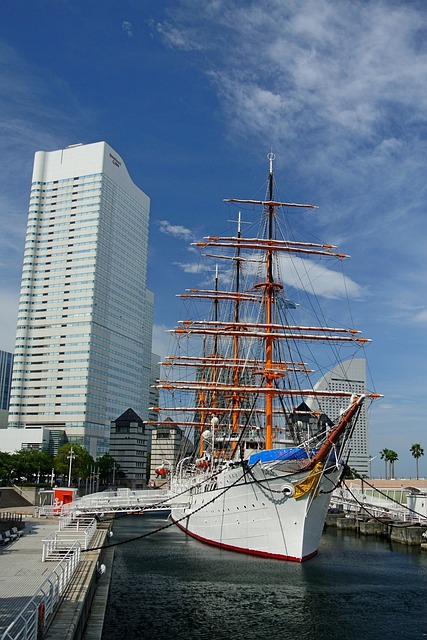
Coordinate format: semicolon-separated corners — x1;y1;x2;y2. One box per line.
312;358;370;477
8;142;152;458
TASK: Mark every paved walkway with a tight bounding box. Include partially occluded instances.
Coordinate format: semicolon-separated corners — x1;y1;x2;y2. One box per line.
0;517;112;640
0;518;58;635
44;527;110;640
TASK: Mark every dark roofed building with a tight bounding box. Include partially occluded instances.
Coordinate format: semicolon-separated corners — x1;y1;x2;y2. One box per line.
109;408;150;489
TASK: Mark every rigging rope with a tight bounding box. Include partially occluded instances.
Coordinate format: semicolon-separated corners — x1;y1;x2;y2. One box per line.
83;449;338;553
342;473;427;523
81;462;261;552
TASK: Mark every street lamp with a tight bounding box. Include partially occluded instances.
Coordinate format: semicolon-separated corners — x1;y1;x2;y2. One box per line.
67;447;76;487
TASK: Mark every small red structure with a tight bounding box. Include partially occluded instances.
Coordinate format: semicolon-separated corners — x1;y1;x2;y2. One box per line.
53;487;78;513
155;466;169;478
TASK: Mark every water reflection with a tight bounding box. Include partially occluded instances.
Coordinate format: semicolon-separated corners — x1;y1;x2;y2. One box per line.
102;515;427;640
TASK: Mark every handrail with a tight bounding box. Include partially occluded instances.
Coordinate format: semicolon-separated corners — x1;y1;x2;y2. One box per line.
42;518;96;557
0;544;81;640
0;512;23;523
73;489;172;513
331;486;427;523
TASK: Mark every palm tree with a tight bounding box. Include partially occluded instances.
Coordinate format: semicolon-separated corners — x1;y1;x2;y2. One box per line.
380;448;390;479
380;448;399;479
387;450;398;479
410;443;424;480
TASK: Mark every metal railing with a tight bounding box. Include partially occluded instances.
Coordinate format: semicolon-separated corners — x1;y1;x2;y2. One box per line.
331;486;426;522
36;488;190;518
42;534;81;562
73;488;181;513
42;514;96;559
0;544;81;640
0;513;23;523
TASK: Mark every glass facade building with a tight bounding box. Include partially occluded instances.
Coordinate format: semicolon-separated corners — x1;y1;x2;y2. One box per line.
0;350;13;411
8;142;152;457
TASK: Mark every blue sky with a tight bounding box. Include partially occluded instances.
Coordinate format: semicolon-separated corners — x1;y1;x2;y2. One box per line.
0;0;426;478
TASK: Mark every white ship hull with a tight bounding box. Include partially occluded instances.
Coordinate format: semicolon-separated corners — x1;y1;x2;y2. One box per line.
170;462;342;562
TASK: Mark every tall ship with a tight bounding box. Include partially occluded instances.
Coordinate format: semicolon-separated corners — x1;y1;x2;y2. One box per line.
151;154;381;562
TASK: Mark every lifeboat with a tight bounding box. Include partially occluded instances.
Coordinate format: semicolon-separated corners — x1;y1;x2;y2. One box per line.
155;466;169;478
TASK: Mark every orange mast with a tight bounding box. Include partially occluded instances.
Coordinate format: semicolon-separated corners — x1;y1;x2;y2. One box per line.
149;153;382;460
231;212;243;438
221;153;318;451
263;153;276;449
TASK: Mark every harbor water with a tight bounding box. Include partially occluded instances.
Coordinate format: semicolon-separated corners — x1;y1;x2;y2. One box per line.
102;514;427;640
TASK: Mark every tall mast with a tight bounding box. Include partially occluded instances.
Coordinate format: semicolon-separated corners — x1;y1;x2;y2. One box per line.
212;264;219;411
264;152;276;449
199;265;220;457
232;213;242;436
149;154;383;473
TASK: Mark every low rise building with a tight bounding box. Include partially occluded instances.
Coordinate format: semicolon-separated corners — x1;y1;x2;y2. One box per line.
149;422;192;486
109;408;149;489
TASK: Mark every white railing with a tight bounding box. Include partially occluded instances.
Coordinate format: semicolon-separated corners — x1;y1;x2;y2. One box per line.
35;501;74;518
42;534;81;562
0;545;81;640
42;517;96;559
37;488;190;518
331;486;425;522
57;514;97;549
73;488;175;513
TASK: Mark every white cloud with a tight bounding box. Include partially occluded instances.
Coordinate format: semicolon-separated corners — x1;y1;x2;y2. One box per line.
239;251;363;300
149;20;202;51
156;0;427;337
174;261;205;274
122;21;133;38
161;1;427;156
157;219;193;240
280;255;364;300
412;309;427;325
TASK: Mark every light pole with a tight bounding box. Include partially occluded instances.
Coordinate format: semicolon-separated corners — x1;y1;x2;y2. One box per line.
67;447;76;487
369;455;377;479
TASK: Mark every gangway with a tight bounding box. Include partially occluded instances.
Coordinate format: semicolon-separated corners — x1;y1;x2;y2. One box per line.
67;488;190;516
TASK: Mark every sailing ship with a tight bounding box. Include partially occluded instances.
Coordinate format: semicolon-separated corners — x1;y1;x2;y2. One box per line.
151;153;381;562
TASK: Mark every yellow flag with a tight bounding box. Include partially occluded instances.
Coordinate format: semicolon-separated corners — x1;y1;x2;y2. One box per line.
294;462;323;499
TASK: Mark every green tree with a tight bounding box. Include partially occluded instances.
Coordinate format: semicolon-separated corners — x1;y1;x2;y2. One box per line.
380;448;399;479
54;443;94;485
410;443;424;480
10;449;53;483
380;448;391;479
0;451;13;485
97;454;120;486
387;449;398;479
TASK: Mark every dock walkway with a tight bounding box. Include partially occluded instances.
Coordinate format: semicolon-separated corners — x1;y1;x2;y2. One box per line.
0;518;58;634
0;518;111;640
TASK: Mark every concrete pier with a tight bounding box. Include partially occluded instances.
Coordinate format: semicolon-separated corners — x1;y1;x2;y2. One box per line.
325;512;427;548
388;522;427;546
44;526;111;640
0;516;112;640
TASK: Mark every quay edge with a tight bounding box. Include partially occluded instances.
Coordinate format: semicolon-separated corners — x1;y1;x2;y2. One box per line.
0;487;114;640
325;512;427;549
45;521;113;640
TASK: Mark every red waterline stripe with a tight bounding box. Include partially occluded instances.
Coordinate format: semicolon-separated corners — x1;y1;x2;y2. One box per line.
172;518;318;563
